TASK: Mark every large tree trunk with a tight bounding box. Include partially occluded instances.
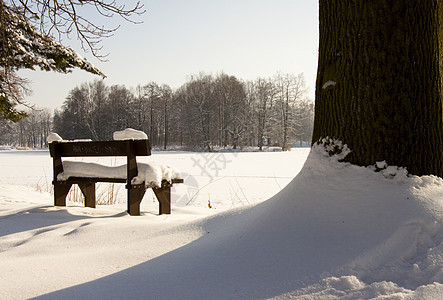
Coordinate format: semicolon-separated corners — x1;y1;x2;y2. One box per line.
440;0;443;102
313;0;443;177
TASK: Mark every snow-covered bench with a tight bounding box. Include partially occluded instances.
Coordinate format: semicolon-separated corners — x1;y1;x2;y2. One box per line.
48;137;183;216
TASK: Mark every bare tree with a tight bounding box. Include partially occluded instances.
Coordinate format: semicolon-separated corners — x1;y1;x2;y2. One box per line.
274;73;307;151
159;84;173;150
185;74;214;151
106;84;133;135
250;78;277;150
214;74;248;149
82;80;108;140
143;82;161;145
132;85;149;134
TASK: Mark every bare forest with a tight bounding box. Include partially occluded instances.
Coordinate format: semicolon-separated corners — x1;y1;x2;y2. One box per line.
1;72;314;151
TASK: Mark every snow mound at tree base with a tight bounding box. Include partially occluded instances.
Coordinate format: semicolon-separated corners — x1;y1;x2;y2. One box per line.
39;145;443;299
262;145;443;298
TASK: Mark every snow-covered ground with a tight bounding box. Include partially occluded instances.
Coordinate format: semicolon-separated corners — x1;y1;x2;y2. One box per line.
0;148;309;210
0;145;442;299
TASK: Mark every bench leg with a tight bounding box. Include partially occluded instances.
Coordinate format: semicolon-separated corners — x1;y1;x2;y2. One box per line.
127;185;147;216
54;182;72;206
153;186;171;215
78;182;96;208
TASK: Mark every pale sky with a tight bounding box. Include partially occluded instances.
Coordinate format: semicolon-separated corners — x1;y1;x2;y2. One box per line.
19;0;319;111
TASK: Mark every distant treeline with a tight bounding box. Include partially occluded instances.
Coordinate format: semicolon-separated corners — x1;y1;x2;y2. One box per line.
0;108;51;149
0;72;314;150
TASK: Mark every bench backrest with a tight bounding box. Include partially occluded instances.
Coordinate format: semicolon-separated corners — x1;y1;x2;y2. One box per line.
49;140;151;185
49;140;151;157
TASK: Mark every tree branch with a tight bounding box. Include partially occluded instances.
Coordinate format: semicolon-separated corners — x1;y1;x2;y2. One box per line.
7;0;145;60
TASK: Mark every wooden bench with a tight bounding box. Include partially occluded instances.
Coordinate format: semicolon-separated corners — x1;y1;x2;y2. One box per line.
49;139;183;216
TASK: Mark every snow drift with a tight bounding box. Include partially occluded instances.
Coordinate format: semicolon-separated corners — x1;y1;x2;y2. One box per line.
27;142;442;299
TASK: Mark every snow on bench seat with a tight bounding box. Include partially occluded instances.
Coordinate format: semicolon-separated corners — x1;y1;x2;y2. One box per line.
58;161;181;188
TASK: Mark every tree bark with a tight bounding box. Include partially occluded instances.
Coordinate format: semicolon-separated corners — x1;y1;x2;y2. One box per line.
313;0;443;177
439;0;443;102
